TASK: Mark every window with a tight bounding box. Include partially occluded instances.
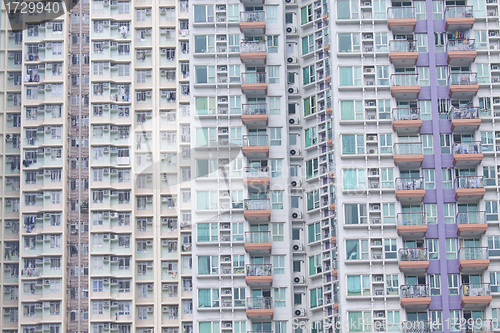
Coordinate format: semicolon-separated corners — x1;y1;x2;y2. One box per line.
195;66;215;84
197;256;218;275
425;204;437;224
418;67;430;86
193;5;214;22
337;0;359;19
309;254;322;275
300;4;313;24
386;274;399;295
444;203;455;224
308;222;321;242
446;238;457;259
440;134;451;154
489;236;500;257
269;128;281;146
198;289;219;308
481;131;494;151
341;134;364;154
271;191;283;209
267;66;280;84
432;0;443;19
377;66;389;85
302;64;315;85
310;287;323;308
449;310;461;331
265;5;278;23
416;33;428;52
347;311;371;332
194;35;215;53
267;35;279;53
431;311;443;331
338;33;360;53
380;167;393;189
383;203;396;224
343;169;366;189
339;66;362;86
429;274;441;295
346;239;369;260
380;134;393;154
486;201;498;221
375;32;388;51
484;166;496;186
340;100;363;120
490;272;500;292
415;1;426;19
435;66;447;85
477;64;490;84
422;134;433;154
301;34;314;55
303;95;316;116
387;311;400;331
423;169;435;189
269;159;282;178
347;275;370;295
344;204;368;225
384;239;397;259
273;255;285;274
428;239;439;259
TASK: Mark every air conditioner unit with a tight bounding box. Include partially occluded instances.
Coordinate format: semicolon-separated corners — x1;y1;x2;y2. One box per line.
291;211;303;219
223;256;231;261
103;301;110;307
295;308;306;317
288;87;299;94
293;275;305;284
45;126;51;133
162;240;169;246
146;196;153;202
103;234;109;240
367;81;374;86
110;235;117;240
288;117;300;125
162;307;168;312
224;323;232;328
287;56;297;64
289;148;301;156
376;276;383;281
146;175;153;182
147;284;153;290
373;205;380;210
44;213;50;218
373;240;382;246
373;254;382;259
103;190;109;195
146;91;152;96
372;218;381;224
286;26;297;34
375;290;383;295
110;169;117;174
285;0;296;3
291;179;302;188
293;243;303;251
44;279;50;285
493;65;499;70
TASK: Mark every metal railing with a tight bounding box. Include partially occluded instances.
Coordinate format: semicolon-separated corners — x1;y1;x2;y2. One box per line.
457;211;486;224
461;283;491;296
392;73;419;86
241;41;267;53
397;212;426;226
459;247;488;260
242;135;269;147
389;40;417;52
448;106;480;119
463;319;495;333
399;248;428;261
394;142;423;155
244;231;270;243
453;141;482;155
445;5;474;18
455;175;484;189
401;321;431;333
449;72;478;85
241;72;267;84
393;107;421;121
244;167;270;178
240;11;266;23
242;103;268;116
246;297;273;310
387;7;415;19
246;264;272;276
244;198;271;211
396;177;424;190
400;284;430;298
447;39;475;52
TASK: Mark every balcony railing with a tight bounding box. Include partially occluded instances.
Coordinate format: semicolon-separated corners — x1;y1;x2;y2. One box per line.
21;268;40;277
397;212;426;226
461;283;491;296
246;297;272;309
394;142;423;155
455;175;484;189
240;11;266;23
400;284;430;298
445;5;474;18
241;72;267;84
396;177;424;191
457;211;486;224
448;106;480;119
393;107;420;121
241;41;267;53
463;319;495;333
242;135;269;147
447;39;475;51
389;40;417;52
401;321;431;333
387;7;415;19
245;231;271;243
244;198;270;211
459;247;488;260
245;231;270;243
242;103;268;115
453;141;482;155
449;72;478;85
246;264;272;276
244;167;270;178
399;248;428;261
392;73;419;86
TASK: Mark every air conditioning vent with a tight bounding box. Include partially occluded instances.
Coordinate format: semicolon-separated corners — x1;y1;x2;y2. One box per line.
288;117;300;125
290;179;302;188
295;308;306;317
291;212;303;219
289;148;301;156
288;87;298;94
293;276;304;284
292;243;303;251
287;56;297;63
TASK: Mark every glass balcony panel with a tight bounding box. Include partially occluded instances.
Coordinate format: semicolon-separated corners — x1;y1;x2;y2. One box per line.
449;72;478;85
246;297;272;309
397;212;426;225
242;135;269;147
447;39;475;51
456;211;486;224
448;106;479;119
240;11;266;22
399;248;428;261
459;247;488;260
246;264;272;276
241;72;267;84
455;176;484;189
244;231;270;243
396;177;424;190
389;40;417;52
445;5;474;18
394;142;423;155
387;7;416;19
242;103;267;115
453;141;482;154
244;167;270;178
393;108;421;120
400;284;430;298
461;283;491;296
392;74;419;86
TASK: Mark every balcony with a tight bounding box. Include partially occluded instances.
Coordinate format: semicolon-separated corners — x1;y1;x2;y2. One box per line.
240;41;267;65
445;6;474;31
239;11;266;36
399;248;429;274
461;283;492;310
401;321;431;333
389;40;418;66
400;284;431;310
244;199;271;222
455;176;485;202
387;7;417;33
449;107;481;133
245;264;272;286
241;72;267;96
242;135;269;158
453;142;483;167
244;167;270;191
395;177;425;204
459;247;490;273
463;319;495;333
447;39;477;65
449;73;479;99
246;297;273;319
244;231;271;254
241;104;268;127
392;108;422;134
393;142;424;169
397;213;427;238
391;74;420;100
457;211;487;237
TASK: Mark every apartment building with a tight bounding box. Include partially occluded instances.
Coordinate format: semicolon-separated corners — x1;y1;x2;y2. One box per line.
0;0;193;332
332;0;500;332
190;0;334;332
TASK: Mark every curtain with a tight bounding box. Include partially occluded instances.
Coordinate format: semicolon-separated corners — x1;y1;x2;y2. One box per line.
196;128;208;146
197;223;209;242
194;36;207;53
197;192;209;210
310;289;318;308
303;67;310;85
341;101;354;120
302;37;309;55
307;192;314;211
300;6;308;24
198;289;211;307
338;33;352;52
198;256;209;274
304;97;311;116
195;97;208;115
308;224;315;243
309;256;315;276
194;5;206;22
196;66;208;84
339;67;353;86
346;240;359;259
345;204;359;224
348;312;363;332
196;160;209;178
342;135;356;154
347;276;361;295
305;129;312;147
337;1;350;19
